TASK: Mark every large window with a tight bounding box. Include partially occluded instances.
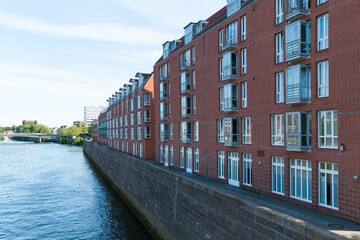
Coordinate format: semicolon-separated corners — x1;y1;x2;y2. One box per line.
241;16;247;41
241;48;247;74
276;0;284;25
180;121;192;143
219;58;223;81
290;159;312;202
276;33;284;63
241;82;247;108
285;21;311;61
271;114;284;146
160;123;168;141
136;96;141;110
225;21;238;46
160;102;168;120
137;111;142;125
243;154;252;186
194;148;199;172
193;70;196;89
144;110;151;122
220;88;224;111
318;110;338;149
192;46;196;65
219;29;224;51
276;72;284;103
169;123;173;140
186;148;192;173
194;121;199;142
180;72;191;93
217;119;224;142
144;126;151;139
317;14;329;51
272;157;284;194
180;147;184;168
218;151;225;179
319;162;339;209
181;96;191;118
160;82;168;100
159;145;163;163
224;118;239;146
130;114;135;126
242;117;252;144
228;152;239;187
222;52;238;80
318;60;329;98
222;83;238;112
286;112;311;151
286;65;311;104
170;146;174;166
193;95;196;114
144;93;150;106
137;127;142;140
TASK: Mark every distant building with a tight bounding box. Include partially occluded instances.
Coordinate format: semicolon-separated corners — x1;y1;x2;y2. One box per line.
84;106;105;126
73;121;84;128
51;127;59;135
22;120;38;125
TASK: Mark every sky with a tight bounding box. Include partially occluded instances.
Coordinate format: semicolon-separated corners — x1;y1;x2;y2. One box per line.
0;0;225;127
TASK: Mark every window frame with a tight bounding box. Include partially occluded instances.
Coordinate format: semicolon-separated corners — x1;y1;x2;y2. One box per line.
276;0;284;25
319;162;339;209
194;148;199;172
194;121;199;141
276;72;284;103
241;15;247;41
318;110;338;149
243;153;252;186
218;151;225;179
272;157;285;195
317;14;329;51
241;81;247;108
242;117;252;144
271;114;284;146
276;32;284;64
290;159;312;202
317;60;329;98
241;48;247;74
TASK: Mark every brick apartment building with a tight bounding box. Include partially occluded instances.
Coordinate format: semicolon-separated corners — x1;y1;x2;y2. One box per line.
95;73;155;160
152;0;360;223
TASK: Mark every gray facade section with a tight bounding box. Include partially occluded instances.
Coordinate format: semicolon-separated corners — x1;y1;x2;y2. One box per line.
83;141;358;240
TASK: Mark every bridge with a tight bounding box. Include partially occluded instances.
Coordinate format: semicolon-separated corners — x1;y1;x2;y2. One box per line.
0;133;60;143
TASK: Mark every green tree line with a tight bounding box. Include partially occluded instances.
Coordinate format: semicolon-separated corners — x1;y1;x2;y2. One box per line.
59;125;90;146
0;124;51;134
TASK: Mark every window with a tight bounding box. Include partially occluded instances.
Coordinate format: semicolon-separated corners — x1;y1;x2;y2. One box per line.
139;143;142;158
218;151;225;179
180;147;184;168
180;122;192;143
136;96;141;110
159;145;163;163
164;145;169;166
243;154;252;186
130;114;134;126
222;84;238;112
120;117;123;127
222;52;238;80
241;16;247;41
120;129;123;139
137;127;142;140
241;48;247;74
181;96;191;117
194;148;199;172
276;33;284;63
318;0;328;5
193;95;196;114
290;159;312;202
217;119;224;142
169;102;171;119
144;110;151;122
169;123;173;140
241;82;247;108
272;157;284;194
276;72;284;103
318;14;329;51
286;112;311;151
285;21;311;61
228;152;239;187
160;82;168;100
271;114;284;146
318;60;329;98
160;102;168;120
137;111;142;125
160;123;168;141
186;147;192;173
219;58;223;81
242;117;252;144
144;126;151;139
225;21;238;46
180;72;191;93
220;88;224;111
181;49;190;69
194;121;199;141
168;82;171;98
130;99;134;112
319;162;338;209
160;63;168;80
224;118;239;146
192;71;196;89
144;94;150;106
276;0;284;24
131;128;135;140
192;46;196;65
286;65;311;104
319;110;338;149
124;128;128;139
219;29;224;51
170;146;174;165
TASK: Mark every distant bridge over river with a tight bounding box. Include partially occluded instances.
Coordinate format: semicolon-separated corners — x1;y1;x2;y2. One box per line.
0;133;60;143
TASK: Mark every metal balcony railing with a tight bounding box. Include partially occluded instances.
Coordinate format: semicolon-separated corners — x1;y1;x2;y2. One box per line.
180;60;191;71
286;0;310;22
160;92;168;101
222;65;238;81
285;39;311;62
181;134;192;143
286;83;310;105
181;110;191;118
160;74;167;81
222;37;238;51
224;133;239;147
286;131;311;152
223;97;238;112
160;134;168;142
180;83;191;94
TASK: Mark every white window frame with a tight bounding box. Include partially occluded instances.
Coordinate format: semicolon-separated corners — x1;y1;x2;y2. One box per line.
194;148;199;172
169;123;173;140
144;126;151;139
193;95;196;115
241;81;247;108
159;145;163;163
218;151;225;179
272;157;285;195
193;70;196;89
144;93;150;106
276;72;284;103
186;148;193;173
276;0;283;25
137;127;142;140
170;146;174;166
192;46;196;65
180;147;184;168
241;15;247;41
318;110;338;149
242;117;252;144
194;121;199;142
137;111;142;125
271;114;284;146
241;48;247;74
318;0;328;5
276;33;284;64
219;29;224;51
290;159;312;202
319;162;339;209
217;119;224;142
219;58;223;81
144;110;151;122
317;14;329;51
228;152;239;187
220;88;224;111
318;60;329;98
164;145;169;167
243;153;252;186
136;95;141;110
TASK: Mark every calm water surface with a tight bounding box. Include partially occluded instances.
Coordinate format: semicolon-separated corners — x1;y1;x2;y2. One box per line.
0;141;153;240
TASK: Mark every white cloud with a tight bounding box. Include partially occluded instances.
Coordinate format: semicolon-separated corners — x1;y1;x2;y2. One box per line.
0;10;177;46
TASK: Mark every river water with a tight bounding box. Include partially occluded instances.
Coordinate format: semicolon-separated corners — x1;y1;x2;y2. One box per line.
0;141;152;240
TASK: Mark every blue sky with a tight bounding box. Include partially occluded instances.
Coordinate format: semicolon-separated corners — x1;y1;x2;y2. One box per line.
0;0;225;127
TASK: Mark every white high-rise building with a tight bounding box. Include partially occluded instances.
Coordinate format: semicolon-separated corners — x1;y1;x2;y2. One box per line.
84;106;105;126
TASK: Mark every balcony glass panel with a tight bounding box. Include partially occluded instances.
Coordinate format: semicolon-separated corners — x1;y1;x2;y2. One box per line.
286;0;310;22
286;112;311;151
222;52;238;81
285;21;311;62
286;65;311;105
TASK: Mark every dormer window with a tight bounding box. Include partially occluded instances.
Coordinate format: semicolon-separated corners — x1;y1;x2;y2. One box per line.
185;24;195;45
227;0;247;17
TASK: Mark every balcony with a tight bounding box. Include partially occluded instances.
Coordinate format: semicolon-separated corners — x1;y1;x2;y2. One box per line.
181;134;192;144
180;60;190;71
286;83;310;105
160;135;168;142
285;39;311;62
160;74;167;81
286;132;311;152
180;83;191;94
160;93;168;101
222;38;237;52
224;133;239;147
222;65;238;81
285;0;310;22
223;97;238;112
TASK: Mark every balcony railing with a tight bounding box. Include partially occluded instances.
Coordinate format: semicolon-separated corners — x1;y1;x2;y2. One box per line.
180;60;191;71
286;83;310;105
160;92;168;101
222;38;238;51
285;39;310;62
286;131;311;152
160;74;167;81
223;97;238;112
181;110;191;118
160;114;168;121
285;0;310;22
224;133;239;147
160;134;168;142
180;83;191;94
222;65;238;81
181;134;192;143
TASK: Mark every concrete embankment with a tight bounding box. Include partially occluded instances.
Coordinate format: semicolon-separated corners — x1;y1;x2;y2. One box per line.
83;141;360;240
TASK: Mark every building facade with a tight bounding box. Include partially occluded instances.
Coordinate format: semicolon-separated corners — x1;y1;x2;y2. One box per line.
153;0;360;223
84;106;105;126
73;121;84;128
